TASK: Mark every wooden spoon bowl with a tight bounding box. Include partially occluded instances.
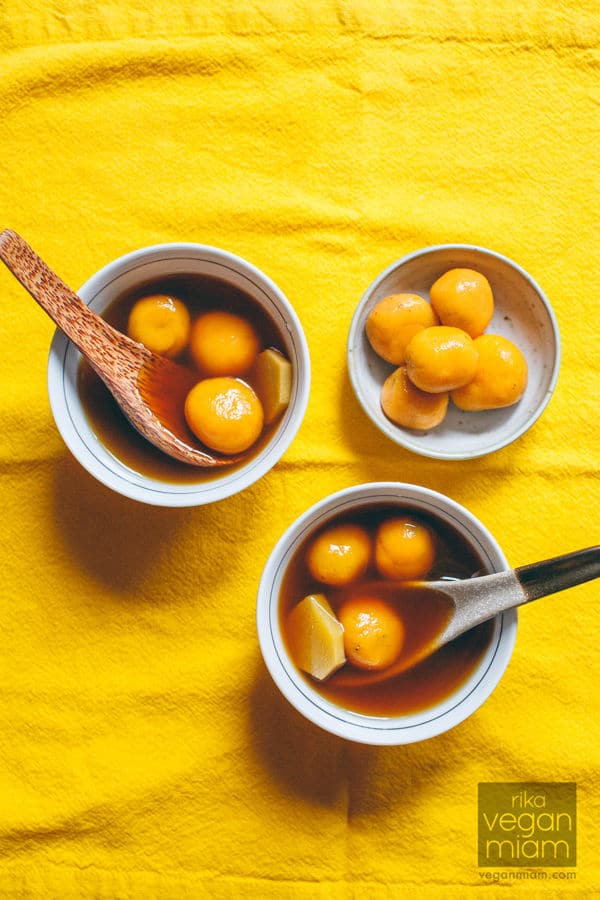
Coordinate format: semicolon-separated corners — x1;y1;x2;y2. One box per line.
0;229;239;467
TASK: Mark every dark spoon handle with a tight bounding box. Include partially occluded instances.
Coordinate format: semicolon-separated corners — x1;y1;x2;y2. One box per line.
516;546;600;602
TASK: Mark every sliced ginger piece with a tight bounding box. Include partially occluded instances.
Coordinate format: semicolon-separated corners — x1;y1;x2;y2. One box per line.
251;348;292;424
286;593;346;681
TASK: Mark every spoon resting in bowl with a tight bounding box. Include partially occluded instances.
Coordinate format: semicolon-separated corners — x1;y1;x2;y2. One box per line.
335;545;600;687
0;229;240;467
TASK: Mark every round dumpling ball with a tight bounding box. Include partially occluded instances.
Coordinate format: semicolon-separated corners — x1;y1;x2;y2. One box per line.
375;517;435;581
128;294;191;358
429;267;494;338
365;293;439;365
184;376;264;455
190;310;260;376
306;524;371;586
381;366;449;431
404;326;477;393
338;594;405;671
451;334;528;411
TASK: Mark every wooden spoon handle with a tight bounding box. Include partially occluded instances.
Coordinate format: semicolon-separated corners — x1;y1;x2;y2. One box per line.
0;229;120;360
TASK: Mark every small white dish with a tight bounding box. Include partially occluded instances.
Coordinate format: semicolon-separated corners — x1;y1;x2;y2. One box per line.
347;244;560;460
257;482;517;745
47;243;310;506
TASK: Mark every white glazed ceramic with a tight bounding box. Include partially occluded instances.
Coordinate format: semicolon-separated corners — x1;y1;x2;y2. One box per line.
47;243;310;506
347;245;560;460
257;482;517;745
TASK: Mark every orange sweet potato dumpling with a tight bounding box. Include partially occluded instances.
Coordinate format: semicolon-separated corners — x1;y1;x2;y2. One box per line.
184;376;264;454
374;517;435;580
338;594;405;671
366;293;439;365
381;366;448;430
404;325;478;393
190;310;260;376
128;294;191;358
451;334;528;410
306;524;371;586
429;268;494;338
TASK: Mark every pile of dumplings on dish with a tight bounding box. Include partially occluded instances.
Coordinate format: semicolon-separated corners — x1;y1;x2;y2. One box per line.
365;268;528;431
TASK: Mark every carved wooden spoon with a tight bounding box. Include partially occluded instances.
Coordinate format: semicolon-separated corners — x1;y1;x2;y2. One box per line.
335;545;600;687
0;229;238;467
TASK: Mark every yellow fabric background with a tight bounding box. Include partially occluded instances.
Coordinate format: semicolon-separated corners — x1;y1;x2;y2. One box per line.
0;1;598;896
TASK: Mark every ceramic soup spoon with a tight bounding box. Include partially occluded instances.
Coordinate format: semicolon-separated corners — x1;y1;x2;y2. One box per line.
0;229;239;467
337;545;600;687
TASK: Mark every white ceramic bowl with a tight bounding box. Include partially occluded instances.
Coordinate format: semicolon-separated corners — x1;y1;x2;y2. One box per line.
47;243;310;506
257;482;517;745
347;245;560;460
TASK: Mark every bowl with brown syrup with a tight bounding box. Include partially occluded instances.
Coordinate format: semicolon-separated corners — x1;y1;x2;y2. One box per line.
256;482;517;744
47;243;310;505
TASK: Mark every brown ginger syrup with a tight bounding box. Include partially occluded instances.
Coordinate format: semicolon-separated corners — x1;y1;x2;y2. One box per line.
77;273;288;483
279;504;495;717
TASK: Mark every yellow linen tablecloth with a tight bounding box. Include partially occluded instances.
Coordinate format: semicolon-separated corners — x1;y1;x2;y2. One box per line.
1;2;599;896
